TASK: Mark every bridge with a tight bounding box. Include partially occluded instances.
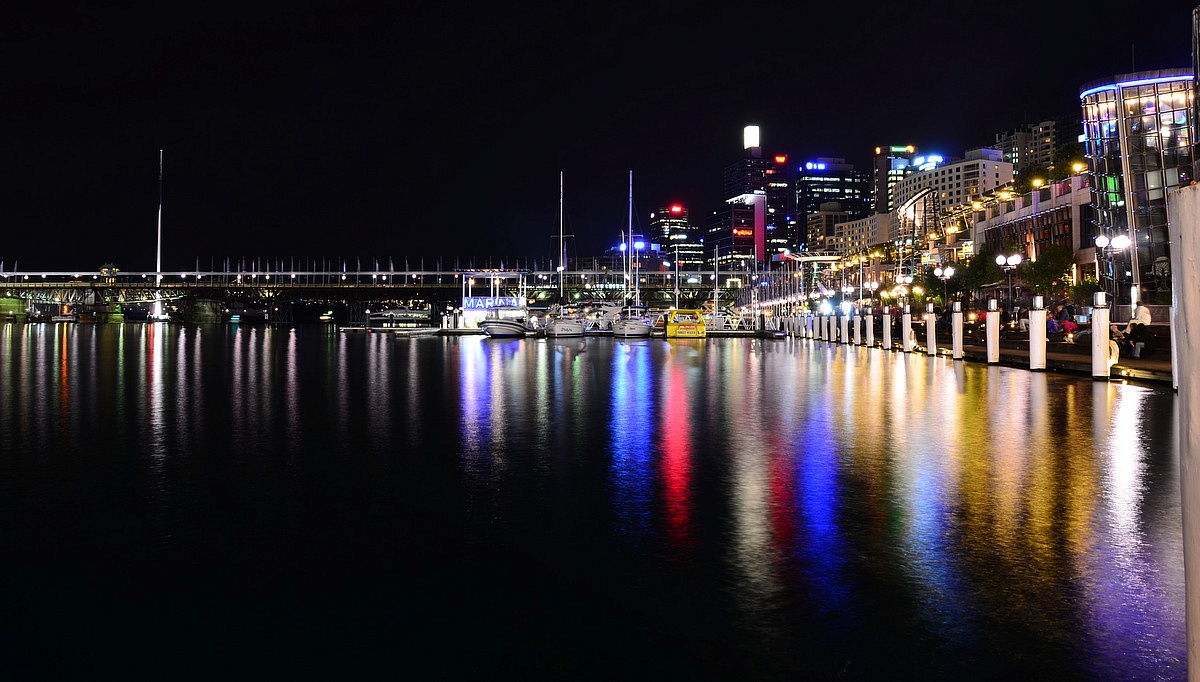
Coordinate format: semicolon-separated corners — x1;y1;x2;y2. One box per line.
0;265;826;323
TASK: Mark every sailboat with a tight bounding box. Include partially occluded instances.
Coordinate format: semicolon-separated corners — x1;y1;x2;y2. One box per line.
612;170;652;339
543;172;586;338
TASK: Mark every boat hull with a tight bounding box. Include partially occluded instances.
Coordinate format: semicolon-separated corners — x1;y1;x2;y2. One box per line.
480;320;531;338
545;320;586;338
612;319;652;338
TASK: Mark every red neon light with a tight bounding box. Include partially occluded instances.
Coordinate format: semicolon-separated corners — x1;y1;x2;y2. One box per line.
670;204;683;214
774;155;787;164
732;228;753;237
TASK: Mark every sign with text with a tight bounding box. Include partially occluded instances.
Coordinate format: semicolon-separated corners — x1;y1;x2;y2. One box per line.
463;296;522;310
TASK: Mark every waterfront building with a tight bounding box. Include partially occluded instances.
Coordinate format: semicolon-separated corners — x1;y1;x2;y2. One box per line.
967;173;1095;284
871;144;916;214
795;158;870;226
832;212;890;257
650;204;703;270
1080;68;1195;304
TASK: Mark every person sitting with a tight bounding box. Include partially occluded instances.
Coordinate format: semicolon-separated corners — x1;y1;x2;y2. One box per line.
1046;315;1060;335
1124;301;1153;358
1061;318;1078;334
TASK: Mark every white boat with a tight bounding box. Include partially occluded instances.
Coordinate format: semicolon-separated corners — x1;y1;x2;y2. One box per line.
51;313;78;323
543;305;585;338
612;307;652;338
479;305;535;338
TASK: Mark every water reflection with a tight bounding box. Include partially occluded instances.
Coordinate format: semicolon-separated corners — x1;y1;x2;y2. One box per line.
0;328;1183;678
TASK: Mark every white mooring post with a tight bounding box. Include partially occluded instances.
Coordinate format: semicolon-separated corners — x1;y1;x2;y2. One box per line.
1167;181;1198;679
866;309;875;348
853;310;861;346
882;307;892;350
986;298;1000;364
839;308;850;345
951;301;963;360
1091;291;1110;381
1029;295;1047;371
901;304;913;353
925;303;936;357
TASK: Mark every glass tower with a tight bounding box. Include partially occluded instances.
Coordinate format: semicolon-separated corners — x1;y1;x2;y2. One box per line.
1080;69;1195;303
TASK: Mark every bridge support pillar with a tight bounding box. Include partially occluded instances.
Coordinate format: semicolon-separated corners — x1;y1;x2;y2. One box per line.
0;298;28;322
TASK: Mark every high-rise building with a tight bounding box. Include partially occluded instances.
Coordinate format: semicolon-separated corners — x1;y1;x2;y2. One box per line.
795;158;870;232
871;145;916;214
806;202;849;253
1080;68;1195;303
993;114;1084;174
713;126;796;263
650;204;703;270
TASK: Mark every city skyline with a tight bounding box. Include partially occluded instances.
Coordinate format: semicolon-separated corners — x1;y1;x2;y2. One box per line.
3;2;1194;271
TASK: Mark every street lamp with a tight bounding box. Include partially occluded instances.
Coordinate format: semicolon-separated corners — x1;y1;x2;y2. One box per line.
1094;234;1131;304
896;273;913;304
995;253;1022;311
933;265;955;304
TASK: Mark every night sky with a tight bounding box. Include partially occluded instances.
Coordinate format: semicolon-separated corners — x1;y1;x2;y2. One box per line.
4;2;1194;272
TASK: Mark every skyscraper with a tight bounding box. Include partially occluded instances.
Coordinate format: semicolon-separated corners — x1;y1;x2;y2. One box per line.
871;145;916;214
712;126;796;264
794;158;870;229
650;204;702;269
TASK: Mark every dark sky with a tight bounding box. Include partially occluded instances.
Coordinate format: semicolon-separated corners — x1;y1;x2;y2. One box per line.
3;1;1194;272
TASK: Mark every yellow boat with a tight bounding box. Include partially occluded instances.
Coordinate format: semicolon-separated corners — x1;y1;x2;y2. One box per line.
664;309;707;338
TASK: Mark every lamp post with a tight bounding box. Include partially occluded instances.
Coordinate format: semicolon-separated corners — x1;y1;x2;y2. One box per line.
896;273;914;305
933;265;955;305
1094;234;1131;305
995;253;1022;312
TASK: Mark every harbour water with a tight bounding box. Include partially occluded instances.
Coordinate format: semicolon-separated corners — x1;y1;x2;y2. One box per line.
0;323;1185;679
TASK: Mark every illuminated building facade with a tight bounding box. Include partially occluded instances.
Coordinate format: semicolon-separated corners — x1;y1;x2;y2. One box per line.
650;204;703;270
795;158;869;230
1080;68;1195;303
716;126;796;262
893;148;1013;212
871;144;916;214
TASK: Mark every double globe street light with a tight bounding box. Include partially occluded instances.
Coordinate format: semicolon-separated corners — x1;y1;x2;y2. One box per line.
933;265;955;304
995;253;1023;310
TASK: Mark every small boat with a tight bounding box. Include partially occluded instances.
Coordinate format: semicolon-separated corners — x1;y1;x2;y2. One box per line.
479;305;535;338
368;307;431;328
664;309;707;339
50;313;78;323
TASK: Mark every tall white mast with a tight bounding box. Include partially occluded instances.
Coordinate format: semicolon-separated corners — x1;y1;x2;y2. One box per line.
558;171;564;301
629;170;637;309
153;149;164;319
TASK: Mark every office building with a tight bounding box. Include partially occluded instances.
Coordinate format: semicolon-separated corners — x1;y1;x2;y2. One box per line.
795;158;870;230
650;204;703;270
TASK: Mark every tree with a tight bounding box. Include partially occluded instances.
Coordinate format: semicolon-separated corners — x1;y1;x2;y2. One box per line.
957;250;1004;308
1049;141;1087;180
1017;243;1075;295
1013;163;1049;193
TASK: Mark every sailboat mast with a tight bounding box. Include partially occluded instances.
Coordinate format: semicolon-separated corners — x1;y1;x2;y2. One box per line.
154;149;164;319
559;171;564;301
629;170;637;309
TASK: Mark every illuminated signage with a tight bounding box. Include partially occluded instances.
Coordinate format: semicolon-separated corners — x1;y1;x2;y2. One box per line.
744;125;760;149
732;228;754;237
774;155;787;164
462;296;521;310
670;204;683;214
805;161;827;171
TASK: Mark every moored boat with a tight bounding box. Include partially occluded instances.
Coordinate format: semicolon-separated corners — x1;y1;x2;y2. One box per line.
479;305;536;338
664;309;707;338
